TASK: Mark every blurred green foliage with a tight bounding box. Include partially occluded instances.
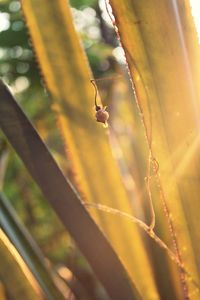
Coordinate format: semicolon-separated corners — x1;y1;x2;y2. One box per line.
70;0;96;9
0;0;69;264
0;0;119;279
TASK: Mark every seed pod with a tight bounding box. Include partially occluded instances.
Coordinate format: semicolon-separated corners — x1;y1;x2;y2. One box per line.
95;106;109;126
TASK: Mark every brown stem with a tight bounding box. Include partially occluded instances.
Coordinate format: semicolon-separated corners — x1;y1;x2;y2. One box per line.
90;80;99;110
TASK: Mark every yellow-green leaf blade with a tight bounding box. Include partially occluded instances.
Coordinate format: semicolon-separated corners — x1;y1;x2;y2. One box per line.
21;0;159;298
109;0;200;298
0;79;139;300
0;229;43;300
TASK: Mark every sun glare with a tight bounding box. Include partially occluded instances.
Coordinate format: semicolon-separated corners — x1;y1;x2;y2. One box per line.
190;0;200;43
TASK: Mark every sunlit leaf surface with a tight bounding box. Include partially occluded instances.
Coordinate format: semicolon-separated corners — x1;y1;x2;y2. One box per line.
0;281;6;300
109;0;200;298
21;0;159;298
0;79;138;300
0;229;43;300
0;193;71;300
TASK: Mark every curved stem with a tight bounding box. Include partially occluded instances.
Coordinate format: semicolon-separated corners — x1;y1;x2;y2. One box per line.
90;80;98;109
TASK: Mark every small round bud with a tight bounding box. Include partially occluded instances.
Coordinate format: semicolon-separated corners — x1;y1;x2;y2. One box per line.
95;106;109;125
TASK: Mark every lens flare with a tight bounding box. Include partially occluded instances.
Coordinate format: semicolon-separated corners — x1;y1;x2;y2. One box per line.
190;0;200;43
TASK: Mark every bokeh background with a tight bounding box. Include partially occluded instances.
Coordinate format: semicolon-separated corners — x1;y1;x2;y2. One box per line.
0;1;138;299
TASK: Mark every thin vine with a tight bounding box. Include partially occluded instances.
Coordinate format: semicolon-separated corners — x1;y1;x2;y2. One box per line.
105;0;192;297
82;201;199;296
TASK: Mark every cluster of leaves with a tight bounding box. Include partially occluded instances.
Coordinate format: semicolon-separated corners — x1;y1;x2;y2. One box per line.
0;0;129;299
1;0;200;299
0;0;125;262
